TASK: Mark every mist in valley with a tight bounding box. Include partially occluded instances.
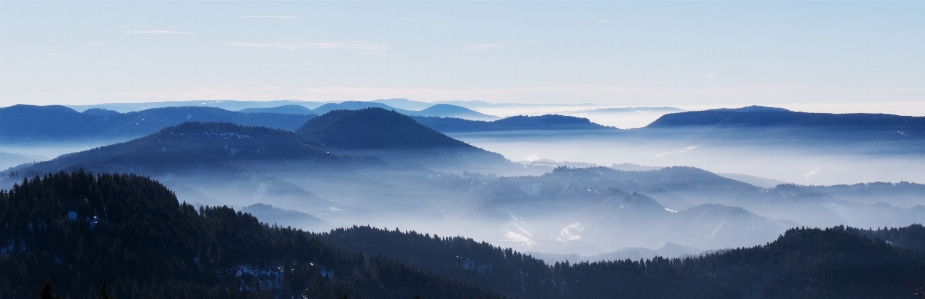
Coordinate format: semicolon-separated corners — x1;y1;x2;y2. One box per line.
2;107;923;264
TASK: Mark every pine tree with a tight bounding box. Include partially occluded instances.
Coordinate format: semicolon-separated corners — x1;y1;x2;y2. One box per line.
33;280;61;299
97;281;112;299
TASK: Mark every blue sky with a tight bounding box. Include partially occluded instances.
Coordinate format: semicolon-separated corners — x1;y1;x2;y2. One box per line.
1;0;923;114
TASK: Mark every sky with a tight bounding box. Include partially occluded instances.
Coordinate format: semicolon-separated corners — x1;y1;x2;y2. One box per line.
1;0;924;114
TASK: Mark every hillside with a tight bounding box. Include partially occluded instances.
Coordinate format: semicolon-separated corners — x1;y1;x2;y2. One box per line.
67;100;326;113
311;101;410;115
0;171;504;299
318;225;925;299
296;108;472;150
412;114;612;133
3;171;924;299
238;105;315;115
0;105;316;143
646;106;925;138
12;122;366;177
408;104;498;120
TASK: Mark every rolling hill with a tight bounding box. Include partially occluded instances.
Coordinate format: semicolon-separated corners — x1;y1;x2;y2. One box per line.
0;105;317;143
0;171;504;299
238;104;315;115
294;108;511;172
412;114;612;133
10;122;369;177
646;106;925;138
5;170;925;299
296;108;472;150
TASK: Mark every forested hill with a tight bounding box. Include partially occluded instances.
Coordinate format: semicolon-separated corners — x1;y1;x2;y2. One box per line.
3;170;924;299
319;225;925;299
646;106;925;137
0;105;316;143
13;122;374;177
412;114;611;133
0;171;504;299
295;108;472;150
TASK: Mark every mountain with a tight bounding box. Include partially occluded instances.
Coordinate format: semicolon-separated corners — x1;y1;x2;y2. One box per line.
0;105;112;143
294;108;511;173
311;101;411;115
0;171;504;299
296;108;471;150
0;105;316;143
408;104;498;120
412;114;612;133
318;225;925;299
372;98;433;110
576;107;685;114
12;122;365;176
238;105;315;115
66;100;326;113
646;106;925;138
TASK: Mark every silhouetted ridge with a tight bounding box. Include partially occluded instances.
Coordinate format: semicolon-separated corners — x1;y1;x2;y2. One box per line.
296;108;471;149
412;104;497;120
238;104;314;114
311;101;404;115
0;171;505;299
318;224;925;299
18;122;352;175
412;114;611;132
647;106;925;135
0;105;316;143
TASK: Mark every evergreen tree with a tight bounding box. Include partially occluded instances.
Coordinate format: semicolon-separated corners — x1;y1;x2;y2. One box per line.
33;280;61;299
97;281;112;299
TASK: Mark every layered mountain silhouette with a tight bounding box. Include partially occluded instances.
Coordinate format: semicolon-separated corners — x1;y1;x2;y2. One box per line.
311;101;404;115
319;224;925;299
295;108;511;171
0;105;316;143
413;114;612;132
409;104;497;120
647;106;925;137
238;104;314;114
305;101;497;120
296;108;471;150
11;122;367;176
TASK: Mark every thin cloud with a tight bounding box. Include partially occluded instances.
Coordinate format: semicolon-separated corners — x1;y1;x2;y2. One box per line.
123;30;194;35
242;15;294;19
803;167;821;180
229;42;301;50
86;42;117;46
44;53;62;56
229;40;388;55
442;43;507;52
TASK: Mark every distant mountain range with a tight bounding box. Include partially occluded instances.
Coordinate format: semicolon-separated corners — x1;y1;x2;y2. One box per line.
412;114;613;132
296;108;471;150
4;108;513;177
0;105;316;143
65;99;500;120
296;108;512;172
238;104;315;114
646;106;925;138
67;99;326;113
574;106;686;114
10;122;369;176
307;101;499;120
